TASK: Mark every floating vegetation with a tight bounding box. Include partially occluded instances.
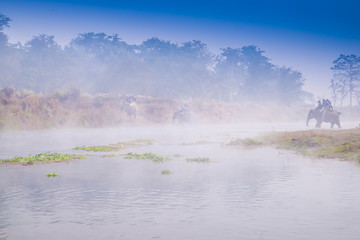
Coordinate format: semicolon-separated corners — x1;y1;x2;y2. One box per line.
186;157;211;162
161;170;173;175
113;138;154;147
101;154;122;158
181;140;212;145
125;152;170;162
173;153;182;158
45;173;58;177
73;145;121;152
227;138;262;146
1;152;86;164
73;139;154;152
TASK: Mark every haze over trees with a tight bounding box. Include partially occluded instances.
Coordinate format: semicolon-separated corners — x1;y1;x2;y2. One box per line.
330;54;360;111
0;13;310;104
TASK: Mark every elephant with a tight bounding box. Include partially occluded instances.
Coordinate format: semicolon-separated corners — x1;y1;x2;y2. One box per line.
121;95;137;119
306;108;341;128
172;106;190;124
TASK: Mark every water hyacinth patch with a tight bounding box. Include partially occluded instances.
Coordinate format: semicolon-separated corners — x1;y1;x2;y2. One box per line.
186;157;211;162
124;152;171;162
73;139;155;152
45;173;58;177
1;152;86;164
101;154;122;158
227;138;262;146
161;170;173;175
73;145;121;152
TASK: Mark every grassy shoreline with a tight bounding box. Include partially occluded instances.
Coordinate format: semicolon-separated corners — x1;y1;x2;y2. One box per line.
228;129;360;162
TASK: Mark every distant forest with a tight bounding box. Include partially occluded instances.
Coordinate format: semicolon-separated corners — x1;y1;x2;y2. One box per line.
0;13;312;103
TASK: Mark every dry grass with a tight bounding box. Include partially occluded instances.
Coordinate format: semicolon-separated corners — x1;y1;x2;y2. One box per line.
0;87;313;130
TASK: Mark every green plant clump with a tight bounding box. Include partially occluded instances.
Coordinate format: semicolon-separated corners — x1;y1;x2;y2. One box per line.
186;157;211;162
45;173;58;177
73;145;120;152
227;138;262;146
125;152;170;162
118;139;155;146
102;154;122;158
73;139;155;152
1;152;86;164
161;170;173;175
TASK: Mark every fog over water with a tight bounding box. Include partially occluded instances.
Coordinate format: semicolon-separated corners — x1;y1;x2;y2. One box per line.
1;1;360;239
1;123;360;240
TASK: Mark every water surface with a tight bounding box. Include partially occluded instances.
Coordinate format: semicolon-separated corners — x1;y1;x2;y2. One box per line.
1;123;360;240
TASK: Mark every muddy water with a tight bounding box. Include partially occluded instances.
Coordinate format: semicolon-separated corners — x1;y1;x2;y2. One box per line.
1;123;360;240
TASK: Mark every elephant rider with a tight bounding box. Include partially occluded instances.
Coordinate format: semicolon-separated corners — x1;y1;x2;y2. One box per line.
322;99;326;107
316;100;322;110
326;99;333;111
321;99;333;112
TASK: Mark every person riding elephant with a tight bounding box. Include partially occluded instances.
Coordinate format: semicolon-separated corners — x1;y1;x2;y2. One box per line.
306;107;341;128
172;105;190;124
121;95;137;119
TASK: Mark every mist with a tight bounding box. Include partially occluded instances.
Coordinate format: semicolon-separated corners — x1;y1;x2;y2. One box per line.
2;3;360;239
0;15;320;128
0;30;309;100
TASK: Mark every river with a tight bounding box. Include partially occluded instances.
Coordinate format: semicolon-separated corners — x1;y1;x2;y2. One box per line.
1;122;360;240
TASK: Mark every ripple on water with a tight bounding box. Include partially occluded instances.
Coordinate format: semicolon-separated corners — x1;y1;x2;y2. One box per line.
1;126;360;239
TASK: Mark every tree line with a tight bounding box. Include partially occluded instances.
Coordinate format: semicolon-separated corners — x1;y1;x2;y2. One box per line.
1;13;311;103
330;54;360;111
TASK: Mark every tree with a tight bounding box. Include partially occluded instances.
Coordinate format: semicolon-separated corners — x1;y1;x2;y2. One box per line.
0;13;11;47
22;34;66;91
275;67;304;103
331;54;360;112
330;76;348;110
0;13;11;31
240;46;274;100
214;47;245;101
214;46;306;103
329;78;340;108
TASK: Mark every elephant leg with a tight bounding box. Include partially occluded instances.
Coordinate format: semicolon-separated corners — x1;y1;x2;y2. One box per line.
316;120;321;128
330;122;334;128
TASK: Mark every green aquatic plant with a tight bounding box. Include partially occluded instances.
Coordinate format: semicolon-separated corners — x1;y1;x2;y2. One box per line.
113;138;155;147
102;154;122;158
1;152;86;164
125;152;170;162
186;157;211;162
73;139;155;152
161;170;173;175
227;138;262;146
45;173;58;177
73;145;120;152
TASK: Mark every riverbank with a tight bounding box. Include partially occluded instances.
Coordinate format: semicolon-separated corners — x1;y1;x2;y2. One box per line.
228;129;360;162
0;87;312;130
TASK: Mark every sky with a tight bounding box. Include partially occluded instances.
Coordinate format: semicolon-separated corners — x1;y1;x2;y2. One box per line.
1;0;359;99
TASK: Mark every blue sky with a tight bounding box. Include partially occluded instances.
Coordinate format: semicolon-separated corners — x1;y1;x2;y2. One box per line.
1;0;359;98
